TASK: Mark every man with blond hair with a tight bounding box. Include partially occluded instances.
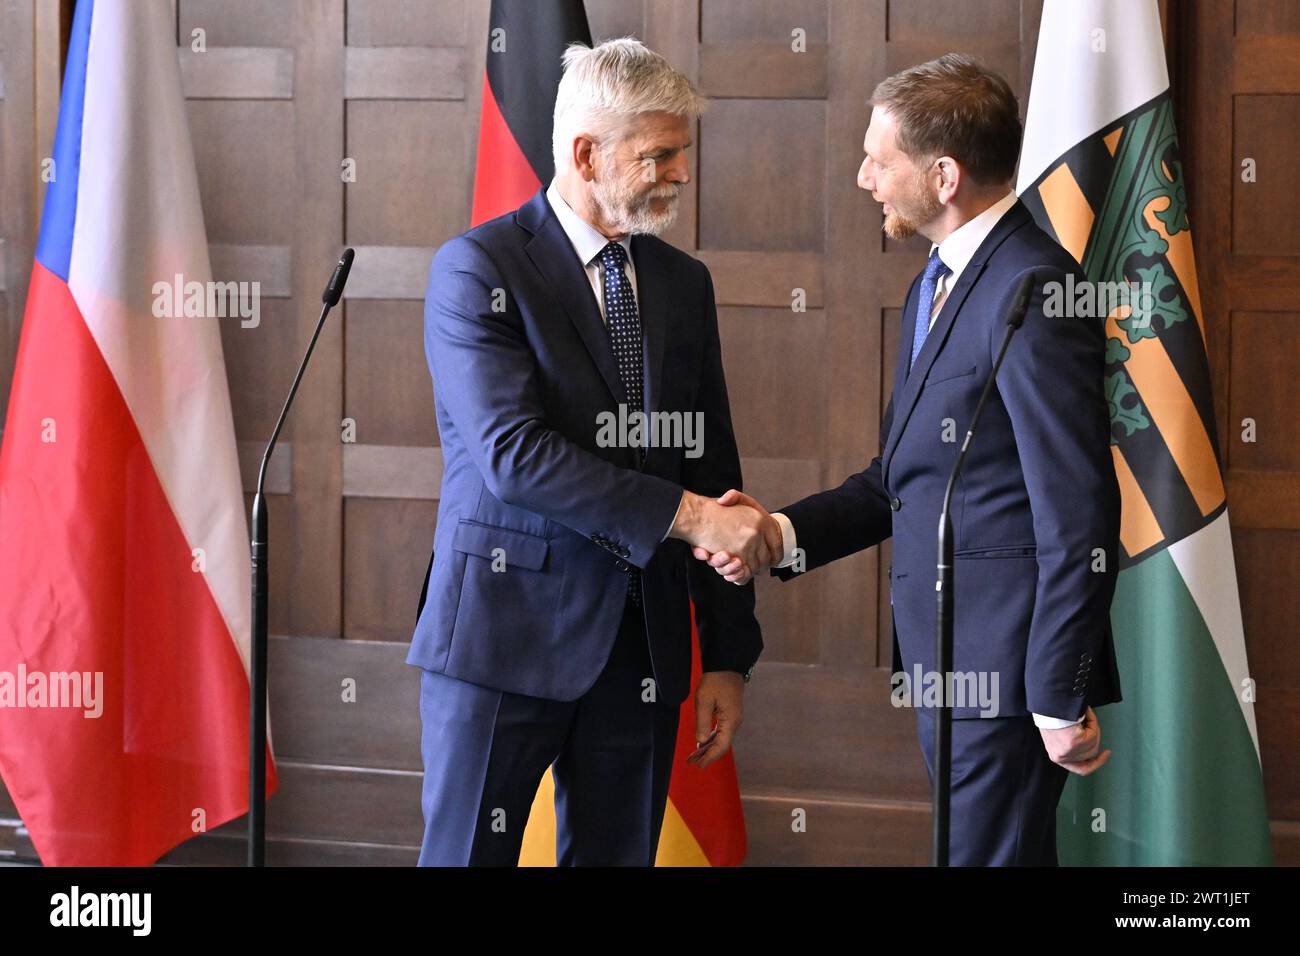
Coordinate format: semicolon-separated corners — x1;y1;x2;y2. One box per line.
408;38;772;866
697;54;1122;865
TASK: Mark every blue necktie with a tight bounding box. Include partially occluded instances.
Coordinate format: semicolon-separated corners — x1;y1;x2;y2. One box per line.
597;241;645;605
909;249;951;372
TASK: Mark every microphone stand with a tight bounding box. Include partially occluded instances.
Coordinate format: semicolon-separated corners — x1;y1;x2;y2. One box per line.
932;272;1033;867
248;248;354;867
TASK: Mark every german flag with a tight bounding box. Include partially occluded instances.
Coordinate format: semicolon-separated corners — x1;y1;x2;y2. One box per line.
1017;0;1270;865
470;0;590;224
469;0;747;867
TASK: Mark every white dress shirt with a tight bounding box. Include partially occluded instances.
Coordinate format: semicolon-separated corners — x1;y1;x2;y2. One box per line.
546;179;638;318
545;180;682;542
772;191;1083;730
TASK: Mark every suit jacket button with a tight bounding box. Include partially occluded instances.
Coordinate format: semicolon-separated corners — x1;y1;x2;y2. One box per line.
890;497;902;511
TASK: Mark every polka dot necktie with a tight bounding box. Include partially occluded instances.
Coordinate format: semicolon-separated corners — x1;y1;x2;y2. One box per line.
597;240;645;605
909;249;951;372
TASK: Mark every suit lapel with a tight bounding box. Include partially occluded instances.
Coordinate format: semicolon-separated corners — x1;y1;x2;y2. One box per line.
520;189;626;406
881;201;1033;486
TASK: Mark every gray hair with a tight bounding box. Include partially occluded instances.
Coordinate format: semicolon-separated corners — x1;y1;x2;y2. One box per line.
551;37;705;174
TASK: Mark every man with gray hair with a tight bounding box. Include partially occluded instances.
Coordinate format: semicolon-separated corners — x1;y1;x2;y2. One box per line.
408;37;772;865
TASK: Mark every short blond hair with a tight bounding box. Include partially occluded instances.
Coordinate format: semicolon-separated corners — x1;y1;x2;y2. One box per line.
871;53;1022;186
552;38;705;173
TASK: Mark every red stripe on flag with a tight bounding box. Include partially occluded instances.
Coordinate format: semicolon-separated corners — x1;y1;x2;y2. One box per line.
471;74;543;227
0;262;274;865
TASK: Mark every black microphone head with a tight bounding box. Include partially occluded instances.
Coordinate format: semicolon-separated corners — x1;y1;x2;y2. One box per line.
1007;272;1035;330
322;247;356;306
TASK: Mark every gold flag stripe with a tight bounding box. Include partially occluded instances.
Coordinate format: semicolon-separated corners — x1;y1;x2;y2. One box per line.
1103;127;1123;156
1106;314;1225;516
1036;162;1094;264
518;766;712;866
1112;442;1164;555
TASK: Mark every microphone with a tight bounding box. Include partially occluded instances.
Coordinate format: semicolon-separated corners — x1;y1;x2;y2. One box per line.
1004;271;1034;330
931;269;1035;868
322;247;355;306
248;248;355;867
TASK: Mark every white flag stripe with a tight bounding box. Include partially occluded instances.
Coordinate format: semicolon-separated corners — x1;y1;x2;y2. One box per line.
1167;511;1261;759
66;0;251;681
1017;0;1169;192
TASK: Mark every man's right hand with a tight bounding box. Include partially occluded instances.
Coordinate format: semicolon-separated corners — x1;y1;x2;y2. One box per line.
684;489;781;585
670;490;780;575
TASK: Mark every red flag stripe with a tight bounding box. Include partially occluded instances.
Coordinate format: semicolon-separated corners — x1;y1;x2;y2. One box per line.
0;263;276;865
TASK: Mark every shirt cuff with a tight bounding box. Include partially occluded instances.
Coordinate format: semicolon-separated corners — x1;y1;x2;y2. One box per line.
771;512;797;568
1032;712;1085;730
662;492;684;542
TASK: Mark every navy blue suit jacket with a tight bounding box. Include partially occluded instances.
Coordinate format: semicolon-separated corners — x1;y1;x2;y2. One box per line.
407;187;762;704
776;200;1121;720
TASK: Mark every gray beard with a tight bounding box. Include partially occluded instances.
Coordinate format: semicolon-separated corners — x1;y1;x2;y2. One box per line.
591;179;680;236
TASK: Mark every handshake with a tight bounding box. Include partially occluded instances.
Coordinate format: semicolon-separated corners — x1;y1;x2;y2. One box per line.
670;489;782;586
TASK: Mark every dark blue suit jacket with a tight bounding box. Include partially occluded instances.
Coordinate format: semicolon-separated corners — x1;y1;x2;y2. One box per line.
407;187;762;704
776;200;1121;720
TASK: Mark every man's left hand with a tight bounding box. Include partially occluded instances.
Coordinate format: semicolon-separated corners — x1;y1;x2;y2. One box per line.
689;671;745;768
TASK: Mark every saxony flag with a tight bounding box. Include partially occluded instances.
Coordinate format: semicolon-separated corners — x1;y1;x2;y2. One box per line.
1017;0;1271;864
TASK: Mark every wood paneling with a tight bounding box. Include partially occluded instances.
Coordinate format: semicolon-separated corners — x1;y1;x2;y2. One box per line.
345;102;468;244
343;304;436;447
179;0;294;47
1228;311;1300;471
346;0;468;48
1180;0;1300;847
343;245;436;299
344;46;464;100
698;99;826;252
342;444;442;498
1232;95;1300;254
179;47;295;98
1232;528;1300;819
698;43;827;99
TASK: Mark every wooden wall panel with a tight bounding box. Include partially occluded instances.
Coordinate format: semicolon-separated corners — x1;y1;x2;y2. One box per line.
345;102;468;244
698;100;826;252
701;0;826;43
339;3;474;651
1232;95;1300;254
1180;0;1300;862
1232;528;1300;821
1228;312;1300;472
179;0;294;46
343;498;436;643
344;302;435;447
1235;0;1300;34
347;0;468;48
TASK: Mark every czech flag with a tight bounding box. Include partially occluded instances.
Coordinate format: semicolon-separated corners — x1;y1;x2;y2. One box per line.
468;0;747;866
0;0;271;865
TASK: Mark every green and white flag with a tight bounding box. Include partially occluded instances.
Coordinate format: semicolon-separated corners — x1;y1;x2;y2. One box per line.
1017;0;1272;865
